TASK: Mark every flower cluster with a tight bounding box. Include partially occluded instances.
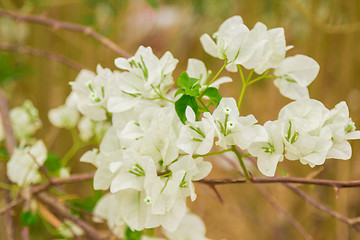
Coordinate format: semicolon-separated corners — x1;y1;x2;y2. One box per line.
29;14;359;238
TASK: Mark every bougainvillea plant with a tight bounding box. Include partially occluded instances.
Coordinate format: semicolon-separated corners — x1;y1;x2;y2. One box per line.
1;14;360;240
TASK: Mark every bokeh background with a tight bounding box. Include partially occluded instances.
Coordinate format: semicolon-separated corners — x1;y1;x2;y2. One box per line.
1;0;360;239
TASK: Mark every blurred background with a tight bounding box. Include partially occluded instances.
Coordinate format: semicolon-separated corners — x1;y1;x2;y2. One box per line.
1;0;360;239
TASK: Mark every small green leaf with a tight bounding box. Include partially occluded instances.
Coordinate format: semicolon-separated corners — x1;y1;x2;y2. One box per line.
44;153;62;173
145;0;159;8
177;72;198;90
175;88;186;97
186;83;201;97
125;226;143;240
21;211;38;226
175;95;198;124
202;87;222;106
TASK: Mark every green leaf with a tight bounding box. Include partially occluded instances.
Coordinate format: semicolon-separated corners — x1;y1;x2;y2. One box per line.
125;226;143;240
186;83;201;97
21;211;38;226
177;72;198;90
174;88;186;97
145;0;159;9
44;153;62;174
202;87;222;106
175;95;198;124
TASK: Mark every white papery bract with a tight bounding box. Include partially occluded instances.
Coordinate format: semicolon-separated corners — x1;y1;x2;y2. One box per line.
7;140;47;186
324;101;360;159
248;120;284;177
48;104;79;129
69;65;118;121
242;22;286;74
163;211;210;240
203;97;267;149
10;100;42;140
200;16;254;70
177;107;215;155
108;46;178;113
200;15;287;74
279;99;332;167
274;54;320;100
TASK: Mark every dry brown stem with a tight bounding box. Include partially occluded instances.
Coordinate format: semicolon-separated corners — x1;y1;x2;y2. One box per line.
0;9;131;58
0;43;86;71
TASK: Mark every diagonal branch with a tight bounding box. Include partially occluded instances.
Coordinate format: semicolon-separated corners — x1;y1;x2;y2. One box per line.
37;192;102;240
198;176;360;188
285;183;360;232
0;43;86;71
0;9;131;58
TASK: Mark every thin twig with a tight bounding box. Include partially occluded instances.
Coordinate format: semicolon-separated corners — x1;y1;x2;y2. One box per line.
255;184;313;240
0;43;86;71
0;89;16;240
198;176;360;188
0;9;131;58
37;192;102;240
0;173;95;216
285;183;360;232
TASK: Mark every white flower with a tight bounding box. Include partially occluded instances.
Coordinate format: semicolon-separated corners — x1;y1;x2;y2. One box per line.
200;16;253;64
205;97;267;149
48;105;79;129
10;100;41;140
93;193;124;237
177;107;215;155
168;155;212;201
7;140;47;186
278;99;333;167
119;105;180;166
77;116;111;142
274;55;320;100
241;22;286;74
163;211;210;239
247;120;284;176
69;66;117;120
109;46;178;113
324;101;360;160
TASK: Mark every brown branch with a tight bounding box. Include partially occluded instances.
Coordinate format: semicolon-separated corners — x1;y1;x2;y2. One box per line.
0;89;16;240
255;184;313;240
0;43;86;71
285;183;360;232
198;176;360;188
0;172;95;216
0;9;131;58
37;192;102;240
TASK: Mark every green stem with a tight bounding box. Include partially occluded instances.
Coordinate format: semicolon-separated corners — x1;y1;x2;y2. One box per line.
237;81;247;110
150;85;175;103
231;145;251;181
193;148;232;158
197;98;210;112
206;60;228;87
61;141;82;166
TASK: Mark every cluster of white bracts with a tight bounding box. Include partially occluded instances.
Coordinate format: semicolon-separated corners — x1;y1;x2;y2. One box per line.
61;46;211;237
38;15;359;238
